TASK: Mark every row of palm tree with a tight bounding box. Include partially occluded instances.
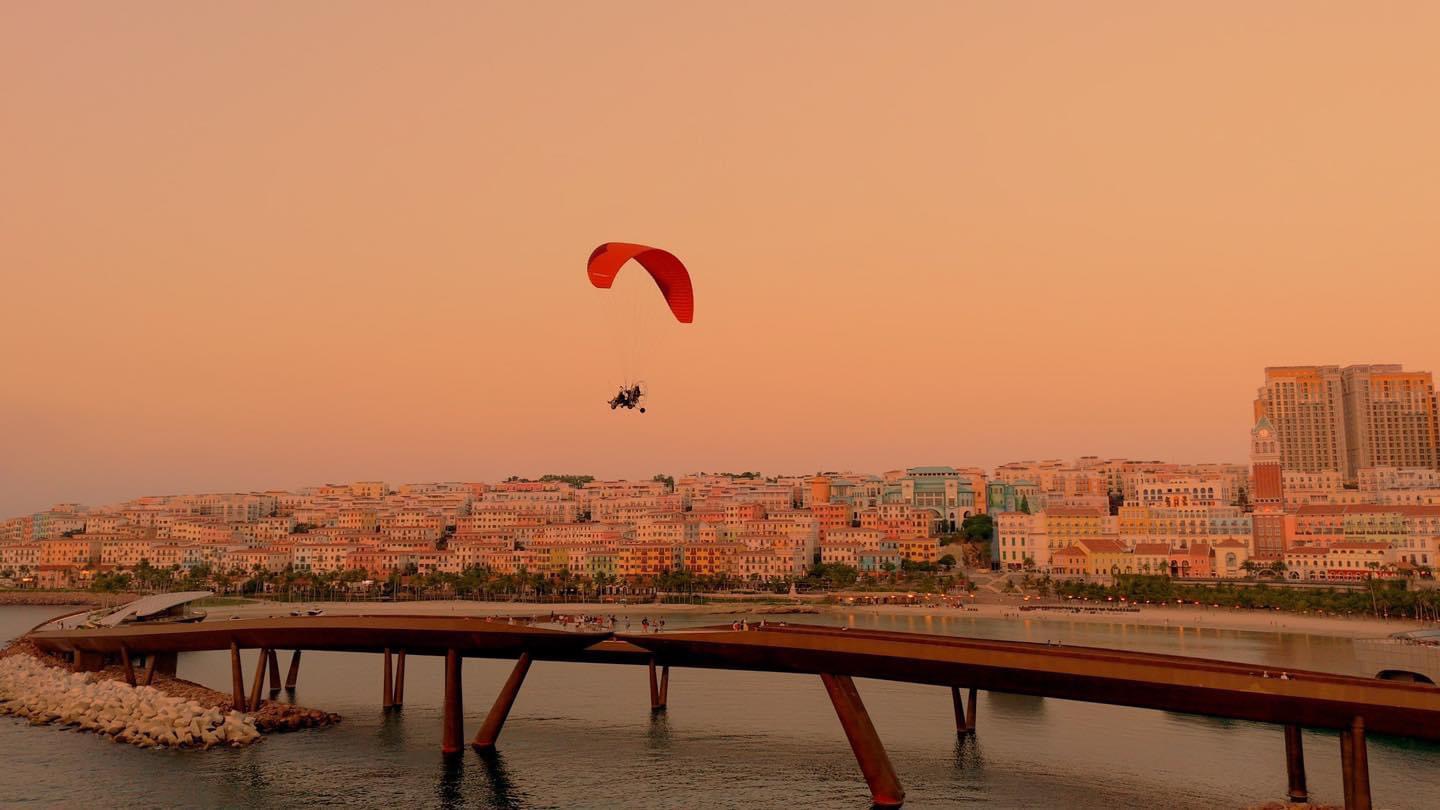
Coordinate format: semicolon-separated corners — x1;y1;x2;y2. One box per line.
65;557;969;601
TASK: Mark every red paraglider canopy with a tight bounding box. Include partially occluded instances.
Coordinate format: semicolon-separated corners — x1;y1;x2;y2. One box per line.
587;242;694;324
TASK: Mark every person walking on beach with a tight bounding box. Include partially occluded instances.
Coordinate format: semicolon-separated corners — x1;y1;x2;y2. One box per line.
642;617;650;633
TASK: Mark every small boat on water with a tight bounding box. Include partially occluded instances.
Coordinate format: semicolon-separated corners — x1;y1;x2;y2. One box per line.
40;591;213;631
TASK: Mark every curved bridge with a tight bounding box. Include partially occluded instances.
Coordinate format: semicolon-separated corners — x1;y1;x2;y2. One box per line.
28;616;1440;809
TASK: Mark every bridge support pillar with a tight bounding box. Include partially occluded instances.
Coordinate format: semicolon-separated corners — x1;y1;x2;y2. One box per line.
472;652;533;752
230;642;246;712
393;651;406;708
649;659;670;711
1283;724;1307;803
951;687;975;736
1340;716;1370;810
820;674;905;808
267;649;282;697
141;653;158;686
383;648;394;709
152;652;177;678
249;647;271;711
285;651;302;691
120;646;137;687
73;650;104;673
442;649;464;754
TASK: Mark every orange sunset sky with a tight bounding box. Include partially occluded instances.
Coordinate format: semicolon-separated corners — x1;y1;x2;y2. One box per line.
3;3;1438;516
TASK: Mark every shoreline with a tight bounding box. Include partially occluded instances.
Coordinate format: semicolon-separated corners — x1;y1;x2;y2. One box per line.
0;591;140;608
176;597;1427;640
844;601;1425;639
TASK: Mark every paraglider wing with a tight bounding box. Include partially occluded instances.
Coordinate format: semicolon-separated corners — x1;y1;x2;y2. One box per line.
587;242;694;324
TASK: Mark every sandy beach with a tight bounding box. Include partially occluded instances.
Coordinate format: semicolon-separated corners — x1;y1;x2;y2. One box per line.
190;597;1427;640
849;601;1425;639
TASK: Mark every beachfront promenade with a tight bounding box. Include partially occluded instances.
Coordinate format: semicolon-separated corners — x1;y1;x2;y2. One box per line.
27;617;1440;809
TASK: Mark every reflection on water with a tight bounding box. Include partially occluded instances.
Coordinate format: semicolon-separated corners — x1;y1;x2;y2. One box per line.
647;709;673;750
377;708;407;750
983;691;1048;721
3;604;1438;809
475;750;523;809
436;752;467;808
953;734;985;770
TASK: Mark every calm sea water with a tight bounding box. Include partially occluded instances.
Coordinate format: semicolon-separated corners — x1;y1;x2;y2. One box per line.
3;605;1437;808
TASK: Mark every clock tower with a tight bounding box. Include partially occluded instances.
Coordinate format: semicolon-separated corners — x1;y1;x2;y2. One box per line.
1250;415;1283;509
1250;415;1288;560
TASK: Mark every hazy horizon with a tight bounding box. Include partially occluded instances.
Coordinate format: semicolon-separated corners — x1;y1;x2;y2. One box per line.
5;3;1439;517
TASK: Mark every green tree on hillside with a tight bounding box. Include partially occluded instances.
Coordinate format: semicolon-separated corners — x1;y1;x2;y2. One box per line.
961;514;994;542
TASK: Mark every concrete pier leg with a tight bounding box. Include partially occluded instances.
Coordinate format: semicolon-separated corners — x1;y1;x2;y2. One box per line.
393;651;406;708
383;648;394;709
442;649;464;754
152;652;178;677
951;687;969;736
659;665;670;708
248;648;269;712
472;652;533;752
120;647;137;687
267;649;281;696
73;650;104;673
1284;724;1308;803
230;642;246;712
142;654;158;686
965;687;977;733
648;658;661;710
285;650;302;691
1342;717;1370;810
820;674;905;808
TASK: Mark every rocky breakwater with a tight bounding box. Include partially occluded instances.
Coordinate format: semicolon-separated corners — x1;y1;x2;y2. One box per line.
0;640;340;747
0;653;261;748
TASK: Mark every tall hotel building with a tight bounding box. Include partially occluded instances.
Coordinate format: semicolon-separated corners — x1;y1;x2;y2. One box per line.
1341;364;1440;475
1253;366;1347;475
1255;364;1438;482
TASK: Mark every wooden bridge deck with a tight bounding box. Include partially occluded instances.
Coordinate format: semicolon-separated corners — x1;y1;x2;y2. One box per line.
26;616;1438;809
622;624;1440;740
